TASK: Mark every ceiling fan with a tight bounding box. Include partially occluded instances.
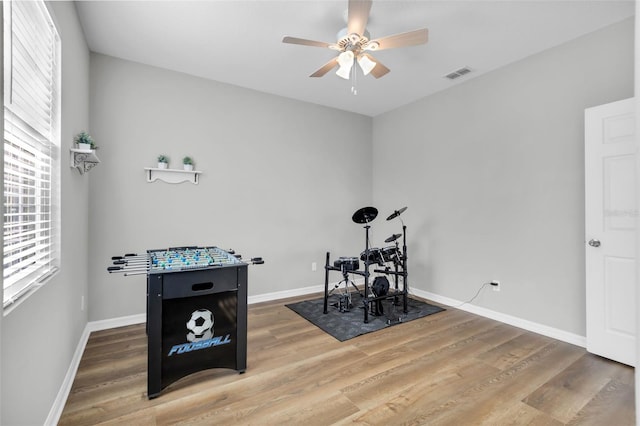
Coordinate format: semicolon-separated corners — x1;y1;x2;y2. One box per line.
282;0;428;80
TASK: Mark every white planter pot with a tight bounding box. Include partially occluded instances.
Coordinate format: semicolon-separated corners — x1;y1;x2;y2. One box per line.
183;164;194;171
157;162;168;169
77;143;91;151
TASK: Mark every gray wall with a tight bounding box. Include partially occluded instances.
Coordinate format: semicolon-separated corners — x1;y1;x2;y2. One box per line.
0;2;91;425
372;18;634;336
0;6;633;424
88;54;373;321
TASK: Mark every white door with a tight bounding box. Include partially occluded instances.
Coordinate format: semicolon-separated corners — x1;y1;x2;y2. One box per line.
585;98;636;366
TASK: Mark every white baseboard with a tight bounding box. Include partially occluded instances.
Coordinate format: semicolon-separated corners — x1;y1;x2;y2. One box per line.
247;284;325;304
246;279;365;305
47;284;584;425
44;324;91;426
86;313;146;332
411;288;586;348
44;313;147;425
44;284;327;424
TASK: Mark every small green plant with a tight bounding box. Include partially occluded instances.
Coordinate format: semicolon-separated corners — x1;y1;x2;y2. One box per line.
182;156;193;165
74;131;97;149
157;155;169;164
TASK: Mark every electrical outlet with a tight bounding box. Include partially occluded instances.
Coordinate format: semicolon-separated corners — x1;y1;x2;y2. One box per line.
311;262;317;272
81;295;85;311
491;280;500;292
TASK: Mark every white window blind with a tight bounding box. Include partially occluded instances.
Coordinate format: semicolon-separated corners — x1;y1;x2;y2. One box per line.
3;0;61;308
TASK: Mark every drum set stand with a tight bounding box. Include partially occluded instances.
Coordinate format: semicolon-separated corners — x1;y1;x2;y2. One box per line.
323;206;409;324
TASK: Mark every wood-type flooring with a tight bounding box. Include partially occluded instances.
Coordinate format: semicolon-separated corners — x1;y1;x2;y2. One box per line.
59;295;635;425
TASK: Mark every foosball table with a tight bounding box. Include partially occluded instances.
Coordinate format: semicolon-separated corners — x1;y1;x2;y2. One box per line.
108;246;263;398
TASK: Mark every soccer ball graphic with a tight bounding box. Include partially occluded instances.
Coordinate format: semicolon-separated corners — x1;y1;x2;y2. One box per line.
186;309;214;342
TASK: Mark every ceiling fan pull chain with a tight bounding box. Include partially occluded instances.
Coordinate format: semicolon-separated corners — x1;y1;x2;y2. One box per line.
351;60;358;95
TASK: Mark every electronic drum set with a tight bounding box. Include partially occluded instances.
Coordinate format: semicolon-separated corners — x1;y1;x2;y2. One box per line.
323;205;409;324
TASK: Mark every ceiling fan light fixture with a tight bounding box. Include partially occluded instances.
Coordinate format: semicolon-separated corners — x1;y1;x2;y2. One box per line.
336;50;355;79
357;54;376;76
336;66;351;80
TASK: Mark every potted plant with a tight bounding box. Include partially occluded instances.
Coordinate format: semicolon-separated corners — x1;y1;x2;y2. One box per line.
157;155;169;169
74;131;96;151
182;156;194;171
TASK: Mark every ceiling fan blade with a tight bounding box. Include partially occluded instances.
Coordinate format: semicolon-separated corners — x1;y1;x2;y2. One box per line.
310;57;339;77
347;0;372;37
282;36;333;49
362;54;390;79
370;28;428;51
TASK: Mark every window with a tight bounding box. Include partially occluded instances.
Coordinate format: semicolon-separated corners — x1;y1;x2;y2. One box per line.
3;0;61;308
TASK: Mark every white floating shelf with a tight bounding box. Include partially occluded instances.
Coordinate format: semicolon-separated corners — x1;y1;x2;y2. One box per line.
70;148;100;175
144;167;202;184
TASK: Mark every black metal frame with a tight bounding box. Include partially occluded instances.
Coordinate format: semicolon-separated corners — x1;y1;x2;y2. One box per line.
323;224;409;323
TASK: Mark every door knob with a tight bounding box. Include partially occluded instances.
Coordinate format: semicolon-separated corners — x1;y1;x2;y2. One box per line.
588;239;601;247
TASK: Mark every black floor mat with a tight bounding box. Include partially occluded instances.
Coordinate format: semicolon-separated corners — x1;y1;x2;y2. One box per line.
286;293;445;342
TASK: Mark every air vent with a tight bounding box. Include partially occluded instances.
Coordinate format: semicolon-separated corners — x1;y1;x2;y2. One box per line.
444;66;473;80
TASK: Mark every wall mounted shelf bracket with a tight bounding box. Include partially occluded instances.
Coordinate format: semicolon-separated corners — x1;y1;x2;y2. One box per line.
144;168;202;184
70;149;100;175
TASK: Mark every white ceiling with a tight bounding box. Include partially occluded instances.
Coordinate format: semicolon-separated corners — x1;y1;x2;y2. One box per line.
75;1;634;117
